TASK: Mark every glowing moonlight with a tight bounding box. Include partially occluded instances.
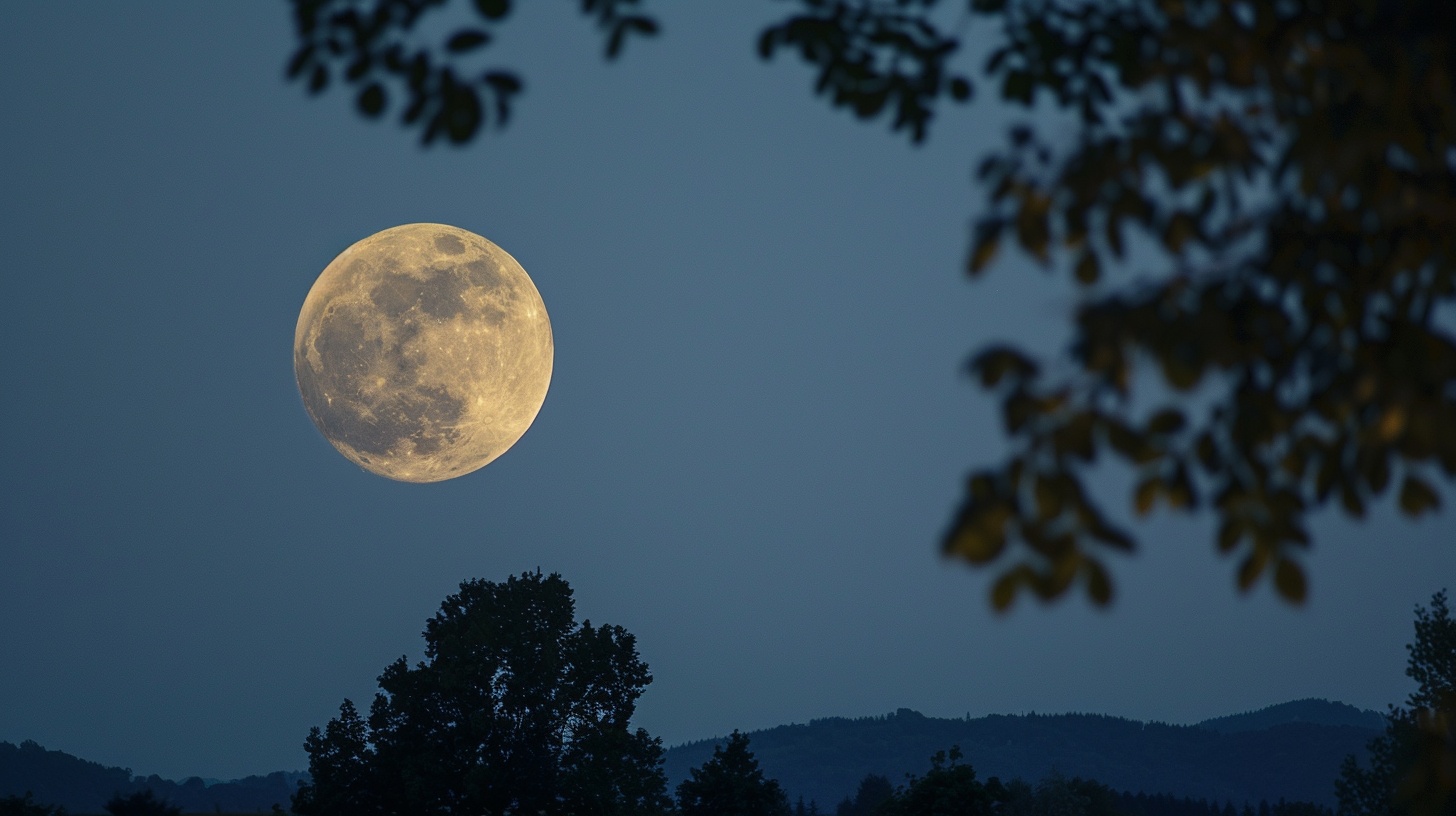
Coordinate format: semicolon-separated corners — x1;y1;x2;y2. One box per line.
294;223;552;482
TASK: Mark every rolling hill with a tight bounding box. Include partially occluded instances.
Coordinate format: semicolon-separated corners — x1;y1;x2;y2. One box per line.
2;699;1381;813
661;699;1382;809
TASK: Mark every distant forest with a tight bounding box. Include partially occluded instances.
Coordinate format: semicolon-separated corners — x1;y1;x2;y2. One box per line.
661;699;1380;808
0;741;301;814
1;699;1376;814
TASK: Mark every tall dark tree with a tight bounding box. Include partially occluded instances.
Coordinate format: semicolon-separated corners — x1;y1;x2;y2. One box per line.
880;746;1002;816
102;791;180;816
1336;590;1455;816
287;0;1456;608
292;570;671;816
838;774;895;816
677;731;792;816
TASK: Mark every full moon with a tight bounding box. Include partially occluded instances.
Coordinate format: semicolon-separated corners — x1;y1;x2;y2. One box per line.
294;223;552;482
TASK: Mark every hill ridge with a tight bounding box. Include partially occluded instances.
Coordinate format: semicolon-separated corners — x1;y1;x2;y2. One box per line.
3;699;1383;813
661;702;1382;809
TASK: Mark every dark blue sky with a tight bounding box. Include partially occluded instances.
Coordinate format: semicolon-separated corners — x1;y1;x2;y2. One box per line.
1;2;1451;782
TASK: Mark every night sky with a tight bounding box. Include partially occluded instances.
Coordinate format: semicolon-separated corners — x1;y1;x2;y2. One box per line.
2;2;1452;783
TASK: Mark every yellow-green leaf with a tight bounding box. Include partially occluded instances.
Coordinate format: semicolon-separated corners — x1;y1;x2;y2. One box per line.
943;504;1010;564
991;570;1021;611
968;227;1001;275
1134;477;1160;516
1034;475;1065;519
1084;559;1113;606
1236;548;1268;591
1273;558;1307;603
1217;520;1244;553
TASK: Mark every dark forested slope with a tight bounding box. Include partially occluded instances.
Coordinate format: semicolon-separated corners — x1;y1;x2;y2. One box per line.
1195;699;1386;734
663;702;1379;810
2;700;1379;813
0;740;302;814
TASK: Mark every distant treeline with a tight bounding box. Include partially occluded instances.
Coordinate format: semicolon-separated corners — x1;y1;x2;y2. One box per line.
1111;791;1332;816
0;741;301;814
662;699;1379;808
816;768;1333;816
2;698;1376;814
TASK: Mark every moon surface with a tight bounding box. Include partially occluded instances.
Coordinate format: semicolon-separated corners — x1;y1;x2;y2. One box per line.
294;223;552;482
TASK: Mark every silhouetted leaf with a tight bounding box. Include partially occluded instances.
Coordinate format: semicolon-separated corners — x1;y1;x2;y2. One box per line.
990;570;1021;611
344;55;371;81
1273;558;1307;603
943;503;1010;564
447;31;491;53
473;0;510;21
1341;481;1367;518
442;86;482;143
1074;250;1099;285
1236;548;1267;591
1146;409;1186;436
1084;559;1112;605
1368;454;1392;495
1003;71;1033;104
1217;520;1244;553
308;64;329;93
606;16;657;59
1133;477;1159;516
357;83;386;117
483;71;522;93
1399;475;1441;516
1088;519;1134;551
287;46;314;79
968;220;1002;274
971;346;1038;387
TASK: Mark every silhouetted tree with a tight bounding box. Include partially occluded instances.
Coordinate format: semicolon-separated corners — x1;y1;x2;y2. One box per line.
1336;590;1455;816
880;746;1002;816
838;774;894;816
287;0;1456;608
102;791;180;816
1274;802;1334;816
1032;775;1122;816
292;570;671;816
677;731;792;816
971;771;1133;816
0;793;65;816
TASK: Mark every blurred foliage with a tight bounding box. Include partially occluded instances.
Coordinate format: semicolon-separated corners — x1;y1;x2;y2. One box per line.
1336;590;1455;816
286;0;657;144
934;0;1456;609
287;0;1456;608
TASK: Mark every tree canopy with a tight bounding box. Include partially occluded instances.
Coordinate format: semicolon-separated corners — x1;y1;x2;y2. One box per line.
102;791;180;816
676;731;792;816
0;793;64;816
292;570;671;816
286;0;1456;608
837;773;894;816
1335;590;1455;816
